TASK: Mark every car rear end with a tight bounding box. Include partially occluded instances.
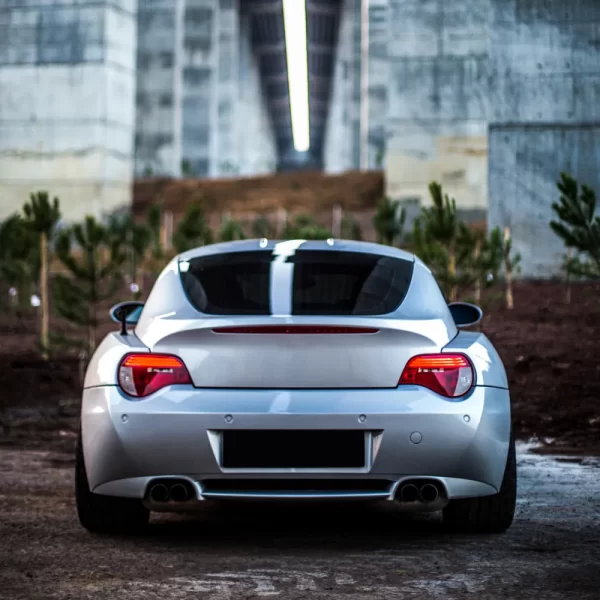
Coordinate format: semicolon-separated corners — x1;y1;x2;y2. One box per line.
81;240;511;513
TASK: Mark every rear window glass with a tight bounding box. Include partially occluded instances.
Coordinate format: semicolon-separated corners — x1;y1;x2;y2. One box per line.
180;250;414;316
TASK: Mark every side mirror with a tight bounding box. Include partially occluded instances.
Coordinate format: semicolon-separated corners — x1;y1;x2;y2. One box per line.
448;302;483;327
110;301;144;335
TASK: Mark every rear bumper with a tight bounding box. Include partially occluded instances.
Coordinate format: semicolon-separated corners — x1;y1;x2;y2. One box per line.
81;384;511;501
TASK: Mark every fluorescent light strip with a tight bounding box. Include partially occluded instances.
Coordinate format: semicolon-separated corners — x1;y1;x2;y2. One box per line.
282;0;310;152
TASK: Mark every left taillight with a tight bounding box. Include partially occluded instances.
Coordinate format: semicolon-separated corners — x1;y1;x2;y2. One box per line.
118;354;192;398
399;353;474;398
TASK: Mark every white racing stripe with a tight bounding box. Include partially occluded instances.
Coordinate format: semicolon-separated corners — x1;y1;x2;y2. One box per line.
269;239;306;316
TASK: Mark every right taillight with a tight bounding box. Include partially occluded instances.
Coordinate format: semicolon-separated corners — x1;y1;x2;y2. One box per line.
399;353;474;398
118;353;192;398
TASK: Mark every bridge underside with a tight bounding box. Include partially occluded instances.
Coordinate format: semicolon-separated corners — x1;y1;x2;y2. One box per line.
247;0;341;170
2;0;600;280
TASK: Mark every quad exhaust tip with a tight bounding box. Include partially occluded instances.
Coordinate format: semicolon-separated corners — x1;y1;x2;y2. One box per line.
148;480;193;503
397;481;441;504
170;483;190;503
149;483;170;503
399;483;419;503
419;483;439;503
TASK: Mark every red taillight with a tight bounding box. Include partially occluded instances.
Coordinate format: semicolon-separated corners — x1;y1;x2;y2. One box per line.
118;354;192;398
399;354;474;398
212;326;379;334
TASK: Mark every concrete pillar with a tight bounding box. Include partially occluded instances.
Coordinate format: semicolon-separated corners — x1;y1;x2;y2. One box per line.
237;7;277;176
135;0;184;177
366;0;390;170
215;0;240;176
0;0;138;221
385;0;488;219
323;0;360;173
181;0;219;178
135;0;274;179
488;0;600;277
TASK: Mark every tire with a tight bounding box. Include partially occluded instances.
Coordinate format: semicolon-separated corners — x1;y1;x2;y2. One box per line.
75;432;149;534
443;432;517;534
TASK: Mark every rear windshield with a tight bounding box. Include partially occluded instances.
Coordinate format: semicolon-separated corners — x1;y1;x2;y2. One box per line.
180;250;414;316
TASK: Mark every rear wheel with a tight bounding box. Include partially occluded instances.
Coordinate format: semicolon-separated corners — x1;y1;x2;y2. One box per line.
443;433;517;533
75;433;149;534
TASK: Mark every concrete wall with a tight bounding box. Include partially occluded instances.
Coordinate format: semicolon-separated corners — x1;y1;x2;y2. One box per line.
134;0;274;179
366;0;390;170
135;0;184;177
488;0;600;277
323;0;360;173
237;7;277;176
385;0;488;217
181;0;218;178
215;0;239;176
0;0;137;221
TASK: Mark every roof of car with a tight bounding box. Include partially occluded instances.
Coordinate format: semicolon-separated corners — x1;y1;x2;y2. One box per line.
177;239;416;263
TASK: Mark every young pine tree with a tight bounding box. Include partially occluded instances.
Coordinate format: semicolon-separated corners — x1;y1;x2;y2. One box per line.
0;215;39;311
53;216;126;358
373;196;406;246
411;183;461;301
107;214;151;299
550;172;600;280
22;192;61;357
173;204;213;253
251;215;275;239
283;214;331;240
219;217;246;242
341;214;363;241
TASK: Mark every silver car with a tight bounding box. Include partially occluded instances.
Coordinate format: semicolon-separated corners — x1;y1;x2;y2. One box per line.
76;239;516;534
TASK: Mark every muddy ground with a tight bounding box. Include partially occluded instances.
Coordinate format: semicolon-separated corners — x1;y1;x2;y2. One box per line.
0;444;599;600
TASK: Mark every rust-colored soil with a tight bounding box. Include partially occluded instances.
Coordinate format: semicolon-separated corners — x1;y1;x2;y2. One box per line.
133;171;385;216
481;281;600;454
132;171;385;240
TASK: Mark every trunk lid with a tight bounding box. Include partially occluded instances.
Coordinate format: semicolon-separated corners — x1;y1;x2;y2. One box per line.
149;317;451;389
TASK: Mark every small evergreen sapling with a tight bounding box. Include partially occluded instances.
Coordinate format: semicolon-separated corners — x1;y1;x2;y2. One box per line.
53;216;126;358
341;214;363;241
107;214;151;299
22;192;61;358
173;204;213;253
283;214;331;240
0;215;39;311
550;172;600;280
373;196;406;246
219;217;246;242
456;226;503;306
252;215;275;239
411;183;461;301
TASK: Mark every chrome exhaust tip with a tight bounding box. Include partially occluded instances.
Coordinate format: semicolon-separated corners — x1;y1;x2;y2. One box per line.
399;483;419;503
170;483;190;503
419;483;439;503
149;483;169;503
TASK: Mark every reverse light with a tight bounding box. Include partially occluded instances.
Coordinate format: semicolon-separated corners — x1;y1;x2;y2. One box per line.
118;354;191;398
399;354;474;398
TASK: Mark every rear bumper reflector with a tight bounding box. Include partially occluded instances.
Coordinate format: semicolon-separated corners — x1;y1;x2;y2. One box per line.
211;326;380;334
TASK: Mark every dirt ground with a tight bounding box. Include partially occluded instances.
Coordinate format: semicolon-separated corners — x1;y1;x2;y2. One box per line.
0;444;599;600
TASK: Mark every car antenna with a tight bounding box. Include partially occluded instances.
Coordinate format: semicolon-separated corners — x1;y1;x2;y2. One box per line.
119;312;128;336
